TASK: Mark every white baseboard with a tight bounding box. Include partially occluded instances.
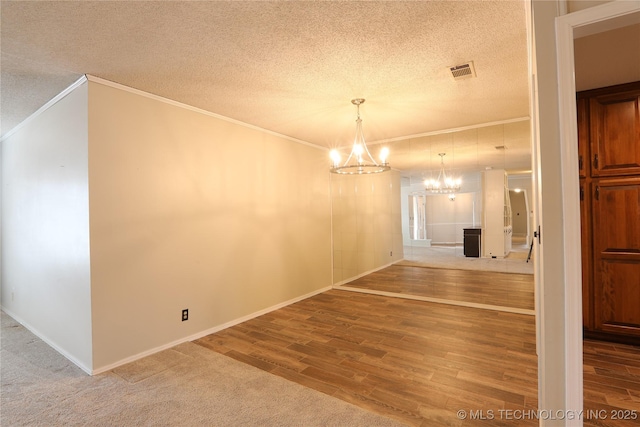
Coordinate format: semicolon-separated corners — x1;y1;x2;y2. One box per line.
0;306;93;375
331;261;397;287
91;285;332;375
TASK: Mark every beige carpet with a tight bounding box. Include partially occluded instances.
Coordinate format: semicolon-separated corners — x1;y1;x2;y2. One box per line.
401;244;534;275
0;311;404;426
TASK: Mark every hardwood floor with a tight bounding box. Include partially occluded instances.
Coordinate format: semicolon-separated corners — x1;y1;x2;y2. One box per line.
195;288;640;426
584;339;640;426
340;265;534;311
196;290;539;426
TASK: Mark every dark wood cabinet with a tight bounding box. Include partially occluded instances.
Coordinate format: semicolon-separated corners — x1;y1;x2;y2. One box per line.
589;84;640;177
579;81;640;344
463;228;481;258
592;177;640;337
577;97;590;178
579;178;593;329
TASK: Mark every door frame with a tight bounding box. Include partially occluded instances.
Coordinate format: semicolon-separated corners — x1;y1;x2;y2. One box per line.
554;0;640;420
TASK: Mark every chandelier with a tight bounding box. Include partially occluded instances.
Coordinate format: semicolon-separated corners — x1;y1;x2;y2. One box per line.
329;99;390;174
424;153;461;194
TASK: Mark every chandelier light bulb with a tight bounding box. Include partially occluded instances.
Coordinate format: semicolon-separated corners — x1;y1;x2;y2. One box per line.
380;147;389;164
330;150;341;167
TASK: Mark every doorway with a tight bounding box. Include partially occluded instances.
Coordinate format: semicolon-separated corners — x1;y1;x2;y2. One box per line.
546;0;640;419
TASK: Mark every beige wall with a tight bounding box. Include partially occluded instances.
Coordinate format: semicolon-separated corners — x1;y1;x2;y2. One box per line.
0;81;93;371
574;22;640;91
567;0;612;13
509;190;528;237
88;80;332;370
331;171;403;284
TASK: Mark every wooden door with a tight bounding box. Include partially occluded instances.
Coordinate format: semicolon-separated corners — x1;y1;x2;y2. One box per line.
593;177;640;337
590;88;640;177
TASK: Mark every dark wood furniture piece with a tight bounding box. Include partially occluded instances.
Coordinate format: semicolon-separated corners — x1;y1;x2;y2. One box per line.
578;81;640;344
463;227;481;258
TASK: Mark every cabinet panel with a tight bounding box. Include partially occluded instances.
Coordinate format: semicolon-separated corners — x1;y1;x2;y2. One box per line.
593;180;640;252
577;97;590;178
597;260;640;336
592;178;640;336
580;178;593;329
590;90;640;177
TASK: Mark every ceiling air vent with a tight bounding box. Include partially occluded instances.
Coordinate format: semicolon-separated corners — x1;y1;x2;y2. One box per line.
449;61;476;80
495;145;507;150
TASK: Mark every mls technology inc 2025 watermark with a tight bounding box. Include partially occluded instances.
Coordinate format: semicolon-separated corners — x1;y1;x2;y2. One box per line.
456;409;637;421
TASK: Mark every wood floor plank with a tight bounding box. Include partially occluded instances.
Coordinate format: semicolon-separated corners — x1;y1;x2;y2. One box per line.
331;388;426;427
195;290;538;425
340;264;535;310
270;366;340;396
193;288;640;426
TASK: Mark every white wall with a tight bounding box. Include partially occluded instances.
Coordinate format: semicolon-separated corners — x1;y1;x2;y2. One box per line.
87;80;332;370
425;192;479;244
508;173;534;240
1;82;93;371
401;172;482;246
331;171;403;284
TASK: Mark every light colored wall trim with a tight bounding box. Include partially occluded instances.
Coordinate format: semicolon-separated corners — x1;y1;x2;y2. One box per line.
572;3;640;38
92;285;332;375
331;261;396;287
1;306;92;375
556;14;584;419
555;1;640;422
86;75;324;151
371;117;530;145
0;75;88;142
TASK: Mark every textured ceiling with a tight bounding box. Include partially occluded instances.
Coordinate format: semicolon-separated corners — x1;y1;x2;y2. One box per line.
1;0;532;176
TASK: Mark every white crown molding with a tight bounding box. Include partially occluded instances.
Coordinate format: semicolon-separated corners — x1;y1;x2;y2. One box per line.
85;75;326;151
369;116;531;146
1;75;88;143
